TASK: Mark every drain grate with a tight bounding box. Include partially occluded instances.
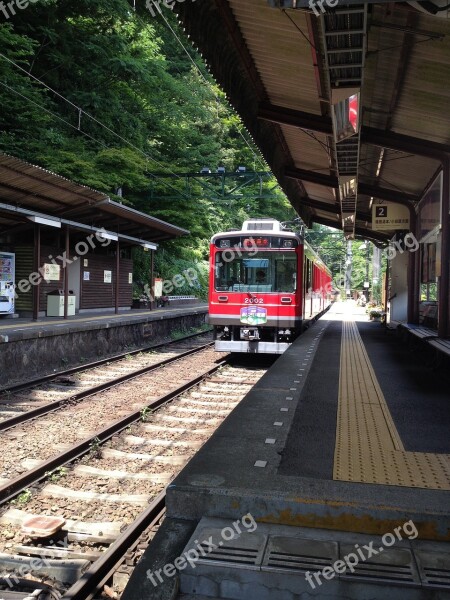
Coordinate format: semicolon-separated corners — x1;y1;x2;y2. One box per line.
262;536;338;574
198;543;260;567
181;519;450;594
415;550;450;589
188;526;267;571
339;545;420;586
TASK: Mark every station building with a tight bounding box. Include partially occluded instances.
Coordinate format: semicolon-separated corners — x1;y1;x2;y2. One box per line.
0;153;207;385
0;153;188;319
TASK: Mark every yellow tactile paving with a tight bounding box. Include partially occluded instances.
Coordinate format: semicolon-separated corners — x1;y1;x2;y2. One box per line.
334;315;450;490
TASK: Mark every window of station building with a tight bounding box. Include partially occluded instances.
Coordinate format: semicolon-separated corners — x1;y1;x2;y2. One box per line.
214;252;297;293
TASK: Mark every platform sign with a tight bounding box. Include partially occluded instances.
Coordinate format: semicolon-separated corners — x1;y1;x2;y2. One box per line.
372;202;410;231
43;263;60;281
154;278;163;298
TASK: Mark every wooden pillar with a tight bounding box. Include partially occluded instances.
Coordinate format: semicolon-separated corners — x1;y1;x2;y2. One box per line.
32;223;41;321
438;158;449;338
64;226;70;319
412;237;421;324
115;239;120;315
407;208;418;324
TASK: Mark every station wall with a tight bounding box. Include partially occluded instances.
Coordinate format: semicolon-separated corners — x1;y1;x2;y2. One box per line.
0;309;207;386
10;245;133;316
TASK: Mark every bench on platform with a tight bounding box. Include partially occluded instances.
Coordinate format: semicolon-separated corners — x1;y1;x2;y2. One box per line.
398;323;438;341
166;295;199;308
427;338;450;361
398;324;450;367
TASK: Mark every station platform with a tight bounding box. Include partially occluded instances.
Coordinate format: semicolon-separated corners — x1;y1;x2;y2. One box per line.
123;302;450;600
166;302;450;537
0;304;208;387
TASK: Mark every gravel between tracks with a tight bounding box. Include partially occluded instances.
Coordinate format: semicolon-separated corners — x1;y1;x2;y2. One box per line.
0;333;213;420
0;365;267;567
0;347;225;480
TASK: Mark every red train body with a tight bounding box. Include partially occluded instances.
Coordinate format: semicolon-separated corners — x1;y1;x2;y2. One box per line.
208;219;333;354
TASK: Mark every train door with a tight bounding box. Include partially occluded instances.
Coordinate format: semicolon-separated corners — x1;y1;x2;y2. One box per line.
303;258;312;319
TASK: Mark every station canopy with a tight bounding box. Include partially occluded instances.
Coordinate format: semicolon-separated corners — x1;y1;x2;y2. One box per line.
0;153;189;246
175;0;450;241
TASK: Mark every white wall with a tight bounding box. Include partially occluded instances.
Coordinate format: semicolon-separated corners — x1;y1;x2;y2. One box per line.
390;251;409;323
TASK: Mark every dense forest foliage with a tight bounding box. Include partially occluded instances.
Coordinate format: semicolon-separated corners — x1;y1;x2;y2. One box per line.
0;0;300;297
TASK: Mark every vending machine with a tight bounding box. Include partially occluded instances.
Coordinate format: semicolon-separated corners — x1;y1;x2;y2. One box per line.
0;252;15;315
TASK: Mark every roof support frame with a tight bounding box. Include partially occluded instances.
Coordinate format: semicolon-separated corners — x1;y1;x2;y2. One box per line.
258;103;450;159
284;167;420;204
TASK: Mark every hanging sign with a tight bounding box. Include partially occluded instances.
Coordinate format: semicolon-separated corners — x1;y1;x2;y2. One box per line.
372;202;410;231
154;278;163;297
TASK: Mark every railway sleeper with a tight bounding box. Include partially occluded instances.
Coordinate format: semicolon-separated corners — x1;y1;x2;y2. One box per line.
0;552;90;585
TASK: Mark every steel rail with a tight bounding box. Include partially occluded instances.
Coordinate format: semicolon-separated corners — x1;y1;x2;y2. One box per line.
0;328;212;396
62;496;166;600
0;360;226;505
0;341;214;433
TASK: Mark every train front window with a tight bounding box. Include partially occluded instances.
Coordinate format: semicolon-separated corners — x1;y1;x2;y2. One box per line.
215;252;297;293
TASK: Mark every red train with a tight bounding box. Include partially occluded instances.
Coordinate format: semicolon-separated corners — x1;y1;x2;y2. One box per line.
208;219;333;354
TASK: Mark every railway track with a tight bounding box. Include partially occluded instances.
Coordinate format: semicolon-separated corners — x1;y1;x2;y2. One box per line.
0;330;213;431
0;351;269;599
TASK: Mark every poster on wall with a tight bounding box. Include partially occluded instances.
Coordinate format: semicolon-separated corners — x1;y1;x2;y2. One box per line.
104;270;112;283
128;273;133;284
43;263;60;281
83;271;90;281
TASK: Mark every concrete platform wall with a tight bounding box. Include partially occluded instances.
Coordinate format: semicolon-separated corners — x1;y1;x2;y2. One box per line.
0;309;207;387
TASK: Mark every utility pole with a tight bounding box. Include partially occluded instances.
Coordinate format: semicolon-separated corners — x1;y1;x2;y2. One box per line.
345;240;352;299
365;243;370;302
